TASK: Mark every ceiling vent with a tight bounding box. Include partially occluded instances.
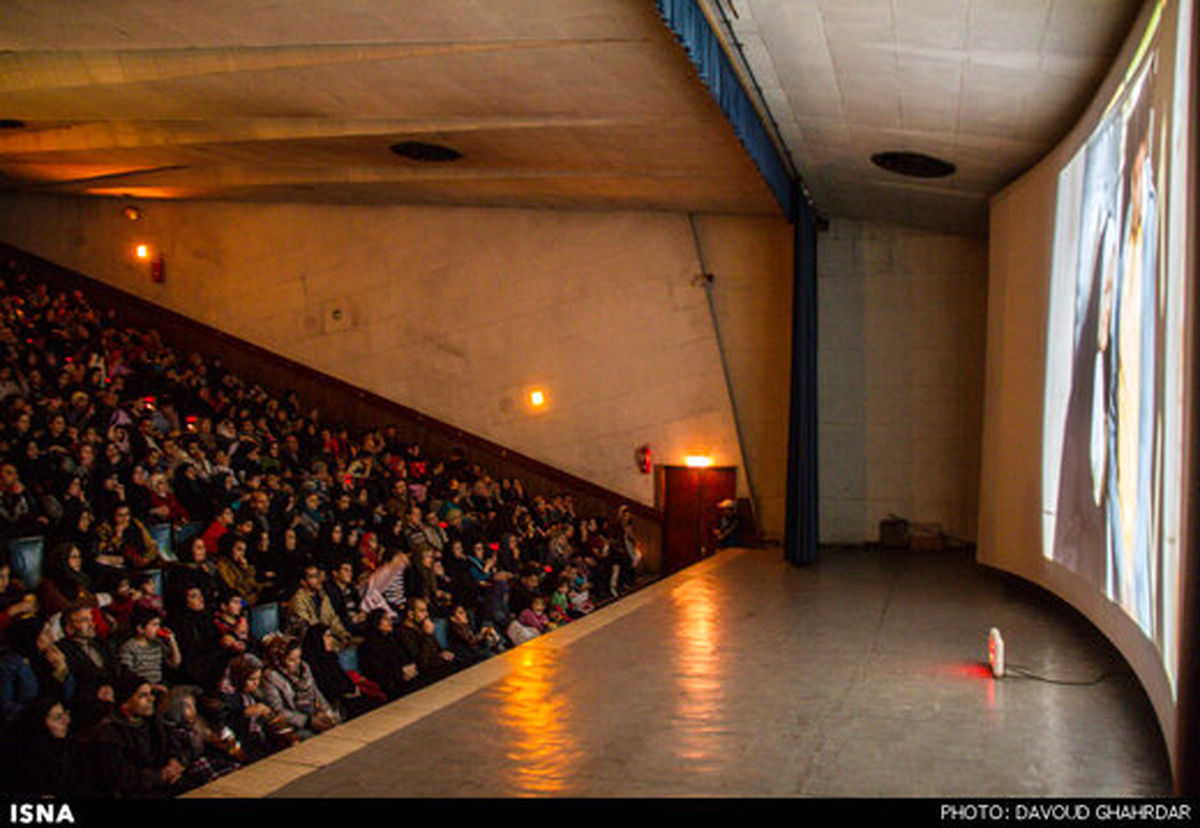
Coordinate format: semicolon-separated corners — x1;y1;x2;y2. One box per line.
390;141;462;162
871;151;955;179
0;119;26;130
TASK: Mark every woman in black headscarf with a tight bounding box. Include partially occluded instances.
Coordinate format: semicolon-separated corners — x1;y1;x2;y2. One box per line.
299;623;379;721
166;582;226;692
358;608;419;700
1;696;92;797
52;475;91;541
315;521;352;573
36;542;99;618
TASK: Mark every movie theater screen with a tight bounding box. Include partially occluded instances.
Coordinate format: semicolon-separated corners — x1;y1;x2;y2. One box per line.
981;0;1194;765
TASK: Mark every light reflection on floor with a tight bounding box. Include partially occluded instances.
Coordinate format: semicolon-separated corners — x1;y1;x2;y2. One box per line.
926;661;996;710
670;576;726;773
494;640;581;795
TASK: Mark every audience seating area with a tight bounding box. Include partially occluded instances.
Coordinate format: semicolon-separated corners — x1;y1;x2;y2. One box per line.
0;254;647;798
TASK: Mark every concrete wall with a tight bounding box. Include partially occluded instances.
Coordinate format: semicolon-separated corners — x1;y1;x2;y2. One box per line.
691;214;794;543
817;219;987;544
0;194;793;539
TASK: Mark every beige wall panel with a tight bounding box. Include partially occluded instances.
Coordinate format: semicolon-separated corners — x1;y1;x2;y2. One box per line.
818;219;987;544
690;214;794;542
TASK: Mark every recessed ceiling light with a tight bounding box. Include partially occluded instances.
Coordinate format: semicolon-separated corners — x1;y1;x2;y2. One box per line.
389;141;462;162
871;151;956;178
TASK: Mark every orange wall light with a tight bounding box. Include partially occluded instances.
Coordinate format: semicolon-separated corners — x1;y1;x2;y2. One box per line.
685;455;713;468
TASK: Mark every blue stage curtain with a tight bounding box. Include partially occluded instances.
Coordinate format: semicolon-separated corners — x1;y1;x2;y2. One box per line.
656;0;795;220
784;192;819;566
656;0;817;564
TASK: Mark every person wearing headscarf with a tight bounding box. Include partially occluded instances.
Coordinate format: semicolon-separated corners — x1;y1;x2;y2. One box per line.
300;623;379;721
0;614;73;724
157;684;238;791
357;608;419;700
2;616;64;724
445;603;504;666
37;542;100;617
0;559;37;640
215;536;269;605
170;536;221;606
52;475;92;541
259;633;338;741
167;584;225;691
146;473;190;525
95;502;161;571
216;653;273;762
1;696;92;797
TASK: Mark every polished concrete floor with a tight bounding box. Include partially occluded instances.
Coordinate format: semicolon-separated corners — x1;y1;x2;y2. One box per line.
193;545;1172;798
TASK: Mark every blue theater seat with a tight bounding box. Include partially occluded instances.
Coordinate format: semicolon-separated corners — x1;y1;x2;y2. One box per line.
433;616;449;650
147;523;175;562
248;601;280;642
7;536;45;589
174;521;202;549
338;645;359;673
142;568;165;600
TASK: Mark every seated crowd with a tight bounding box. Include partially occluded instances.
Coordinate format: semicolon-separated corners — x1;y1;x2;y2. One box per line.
0;258;645;797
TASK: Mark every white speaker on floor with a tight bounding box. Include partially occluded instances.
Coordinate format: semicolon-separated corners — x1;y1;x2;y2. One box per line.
988;627;1005;678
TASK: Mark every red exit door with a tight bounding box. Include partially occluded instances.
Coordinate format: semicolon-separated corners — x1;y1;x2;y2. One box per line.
660;465;737;574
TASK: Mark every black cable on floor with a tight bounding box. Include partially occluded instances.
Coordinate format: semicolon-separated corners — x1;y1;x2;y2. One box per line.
1005;663;1128;686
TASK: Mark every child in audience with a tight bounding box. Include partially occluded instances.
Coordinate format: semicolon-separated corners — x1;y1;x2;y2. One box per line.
215;653;274;762
116;605;181;689
547;577;573;625
517;594;552;634
569;572;594;615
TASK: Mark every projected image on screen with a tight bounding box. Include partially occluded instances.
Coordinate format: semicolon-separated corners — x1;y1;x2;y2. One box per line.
1043;0;1187;673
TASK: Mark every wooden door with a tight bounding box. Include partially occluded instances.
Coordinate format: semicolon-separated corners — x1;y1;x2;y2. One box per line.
661;466;737;574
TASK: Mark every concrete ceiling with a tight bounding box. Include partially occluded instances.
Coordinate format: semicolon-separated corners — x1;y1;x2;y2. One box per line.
709;0;1143;233
0;0;779;214
0;0;1144;234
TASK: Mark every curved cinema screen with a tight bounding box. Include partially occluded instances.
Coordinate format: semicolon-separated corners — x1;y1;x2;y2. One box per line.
1042;0;1189;693
983;0;1195;775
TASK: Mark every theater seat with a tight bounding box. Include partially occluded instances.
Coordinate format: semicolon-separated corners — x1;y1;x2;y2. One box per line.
7;536;45;589
173;522;203;552
338;645;359;673
143;568;165;600
433;617;449;650
248;601;280;642
147;523;175;562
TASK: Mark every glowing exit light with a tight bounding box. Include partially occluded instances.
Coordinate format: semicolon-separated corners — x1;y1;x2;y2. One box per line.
135;244;150;259
685;455;713;468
